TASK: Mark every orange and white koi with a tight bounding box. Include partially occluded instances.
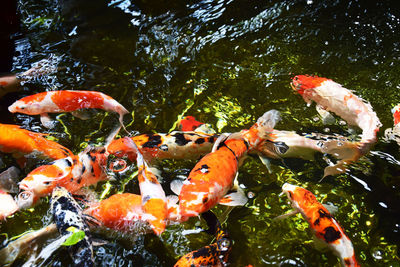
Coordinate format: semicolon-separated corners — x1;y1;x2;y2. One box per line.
0;123;73;166
83;193;187;234
280;183;359;267
17;146;109;209
8;90;129;129
178;110;280;217
0;190;19;221
291;75;381;150
122;137;168;235
107;131;217;163
174;210;231;267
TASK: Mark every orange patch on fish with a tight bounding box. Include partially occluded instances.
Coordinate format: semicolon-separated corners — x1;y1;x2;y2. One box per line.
50;91;105;111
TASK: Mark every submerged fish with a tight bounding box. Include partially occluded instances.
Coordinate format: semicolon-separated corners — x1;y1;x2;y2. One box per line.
51;186;94;267
384;104;400;145
17;146;109;209
280;183;359;267
0;190;19;221
177;116;205;131
107;131;217;163
178;110;280;217
0;123;73;166
122;137;168;235
8;90;129;129
174;210;231;267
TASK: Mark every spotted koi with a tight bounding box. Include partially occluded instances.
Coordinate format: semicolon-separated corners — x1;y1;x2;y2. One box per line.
51;186;94;267
17;146;109;209
8;90;129;129
107;131;218;163
179;110;281;217
281;183;359;267
174;210;231;267
0;123;73;166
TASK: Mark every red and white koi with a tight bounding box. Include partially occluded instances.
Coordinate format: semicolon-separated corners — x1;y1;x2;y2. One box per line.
0;123;73;166
177;116;205;131
384;104;400;145
178;110;280;217
280;183;359;267
291;75;381;150
8;90;129;129
122;137;168;235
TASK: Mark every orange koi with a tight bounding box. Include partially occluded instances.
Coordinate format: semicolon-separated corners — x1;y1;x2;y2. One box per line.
122;137;168;235
177;116;204;131
0;123;73;166
384;104;400;146
174;211;231;267
291;75;381;150
0;190;19;221
280;183;359;267
107;131;217;163
8;90;128;129
83;193;186;234
17;146;109;209
178;110;280;217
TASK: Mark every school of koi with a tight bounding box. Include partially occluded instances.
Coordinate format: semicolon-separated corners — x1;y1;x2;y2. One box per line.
1;74;398;266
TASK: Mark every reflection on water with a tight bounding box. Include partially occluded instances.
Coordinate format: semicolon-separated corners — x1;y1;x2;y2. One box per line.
1;0;400;265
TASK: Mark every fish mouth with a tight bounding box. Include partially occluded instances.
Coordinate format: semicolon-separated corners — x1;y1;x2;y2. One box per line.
16;191;35;209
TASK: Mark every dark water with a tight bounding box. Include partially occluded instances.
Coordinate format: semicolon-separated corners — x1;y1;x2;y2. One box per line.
1;0;400;266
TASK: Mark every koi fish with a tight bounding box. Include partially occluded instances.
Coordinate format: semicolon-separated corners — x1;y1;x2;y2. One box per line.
178;110;280;217
0;190;19;221
255;130;361;177
280;183;359;267
107;131;217;163
17;146;109;209
0;123;73;166
122;137;168;235
291;75;381;151
177;116;204;131
174;210;231;267
51;186;94;267
83;193;186;234
8;90;129;129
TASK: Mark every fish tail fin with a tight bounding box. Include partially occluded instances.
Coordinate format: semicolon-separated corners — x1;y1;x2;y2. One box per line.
250;110;281;142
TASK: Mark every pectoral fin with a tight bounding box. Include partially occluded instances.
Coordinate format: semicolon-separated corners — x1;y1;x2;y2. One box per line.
170;179;184;195
40;113;56;129
316;104;335;125
273;209;299;221
71;109;91;120
258;154;272;173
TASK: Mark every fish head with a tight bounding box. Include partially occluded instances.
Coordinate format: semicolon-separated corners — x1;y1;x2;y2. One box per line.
107;138;137;162
282;183;303;211
8;99;43;114
291;75;329;96
282;183;319;213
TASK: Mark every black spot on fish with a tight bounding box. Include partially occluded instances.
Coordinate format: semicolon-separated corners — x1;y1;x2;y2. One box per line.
173;133;190;146
318;209;331;219
70;177;74;182
89;154;96;162
195;164;210;174
314;218;320;226
323;226;342;243
208;136;216;143
203;196;208;204
344;258;351;265
243;140;249;150
77;176;82;184
91;166;94;174
159;144;168;151
44;181;50;185
142;195;151;203
64;158;72;167
195;138;205;144
81;165;86;175
192;246;213;258
142;134;162;148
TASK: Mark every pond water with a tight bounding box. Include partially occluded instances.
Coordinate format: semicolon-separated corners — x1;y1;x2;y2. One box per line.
1;0;400;266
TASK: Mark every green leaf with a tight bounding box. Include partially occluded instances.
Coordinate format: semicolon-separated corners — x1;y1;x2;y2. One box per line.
61;226;85;246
